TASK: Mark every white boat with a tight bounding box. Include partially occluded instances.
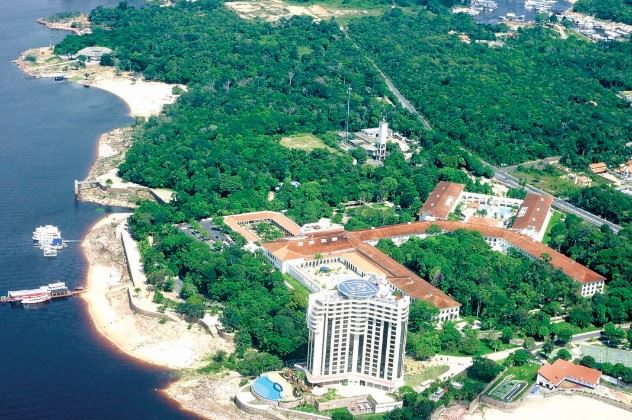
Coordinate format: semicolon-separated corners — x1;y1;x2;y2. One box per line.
21;294;51;305
33;225;62;243
43;246;58;257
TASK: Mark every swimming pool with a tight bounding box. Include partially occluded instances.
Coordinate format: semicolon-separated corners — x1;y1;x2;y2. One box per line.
251;375;284;401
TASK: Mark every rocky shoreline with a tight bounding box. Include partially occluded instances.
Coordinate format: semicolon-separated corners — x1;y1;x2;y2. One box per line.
81;215;253;419
36;14;91;35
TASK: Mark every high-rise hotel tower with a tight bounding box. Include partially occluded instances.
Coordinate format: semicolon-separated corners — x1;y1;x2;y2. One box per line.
305;279;410;391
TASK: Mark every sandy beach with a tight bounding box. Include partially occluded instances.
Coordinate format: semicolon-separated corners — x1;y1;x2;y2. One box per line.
81;214;258;419
15;46;181;207
466;393;631;420
15;46;184;118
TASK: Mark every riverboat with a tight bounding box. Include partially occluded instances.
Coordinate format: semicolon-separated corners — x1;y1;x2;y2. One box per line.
21;295;51;305
33;225;62;243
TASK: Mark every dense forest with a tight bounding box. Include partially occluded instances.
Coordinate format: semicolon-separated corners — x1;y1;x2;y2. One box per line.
349;9;632;167
129;201;308;368
56;1;495;222
377;230;581;328
380;226;632;361
569;185;632;225
574;0;632;25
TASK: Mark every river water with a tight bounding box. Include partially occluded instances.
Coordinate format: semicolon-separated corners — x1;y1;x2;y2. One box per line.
0;1;192;418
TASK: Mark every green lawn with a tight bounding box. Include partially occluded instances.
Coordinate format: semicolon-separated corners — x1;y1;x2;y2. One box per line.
510;165;580;199
485;363;539;401
440;339;517;357
543;210;564;245
504;363;540;382
283;274;310;305
405;365;449;387
280;133;337;153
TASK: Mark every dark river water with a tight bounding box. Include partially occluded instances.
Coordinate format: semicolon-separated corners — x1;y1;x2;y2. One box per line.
0;1;193;418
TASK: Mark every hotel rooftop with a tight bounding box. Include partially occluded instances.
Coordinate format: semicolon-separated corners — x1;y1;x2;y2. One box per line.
225;198;605;317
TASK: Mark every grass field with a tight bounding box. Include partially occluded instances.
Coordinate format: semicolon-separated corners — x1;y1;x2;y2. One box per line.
543;210;564;245
510;165;580;199
404;365;449;387
280;133;337;153
441;339;517;357
283;274;310;305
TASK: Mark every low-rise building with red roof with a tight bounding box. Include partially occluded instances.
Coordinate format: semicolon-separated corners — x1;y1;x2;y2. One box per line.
417;181;465;221
537;359;601;390
589;162;608;174
511;193;554;242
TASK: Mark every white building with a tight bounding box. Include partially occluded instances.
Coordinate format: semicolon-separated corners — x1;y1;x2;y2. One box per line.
305;279;410;391
349;119;411;162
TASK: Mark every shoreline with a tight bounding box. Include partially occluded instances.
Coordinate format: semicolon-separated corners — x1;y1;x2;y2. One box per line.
15;41;253;418
14;46;181;207
81;213;254;419
36;15;91;35
14;46;184;119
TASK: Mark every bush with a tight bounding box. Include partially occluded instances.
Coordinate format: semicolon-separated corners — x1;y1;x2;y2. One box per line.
236;351;283;377
513;349;530;366
177;294;205;320
556;348;572;361
580;355;596;368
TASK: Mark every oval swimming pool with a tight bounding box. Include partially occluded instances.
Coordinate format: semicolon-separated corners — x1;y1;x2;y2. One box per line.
251;375;283;401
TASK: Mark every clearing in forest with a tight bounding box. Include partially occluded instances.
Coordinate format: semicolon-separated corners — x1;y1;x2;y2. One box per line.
225;0;378;22
280;133;337;153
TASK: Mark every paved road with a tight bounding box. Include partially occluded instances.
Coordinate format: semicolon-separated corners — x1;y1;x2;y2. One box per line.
346;34;622;234
344;30;433;130
493;168;622;234
466;150;623;234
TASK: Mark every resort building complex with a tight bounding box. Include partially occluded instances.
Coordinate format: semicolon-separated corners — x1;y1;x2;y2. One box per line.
306;279;409;391
417;181;554;242
223;181;607;392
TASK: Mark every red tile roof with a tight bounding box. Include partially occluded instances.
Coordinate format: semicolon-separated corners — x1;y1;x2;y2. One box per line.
418;182;465;219
589;162;607;174
353;242;460;309
223;211;302;242
348;221;606;285
261;232;461;310
538;359;601;387
262;233;357;262
511;193;553;234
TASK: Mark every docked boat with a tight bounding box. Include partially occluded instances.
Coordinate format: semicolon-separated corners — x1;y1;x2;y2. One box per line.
21;295;51;305
47;282;70;297
43;246;58;257
7;282;69;302
8;287;49;300
2;282;76;306
33;225;62;243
